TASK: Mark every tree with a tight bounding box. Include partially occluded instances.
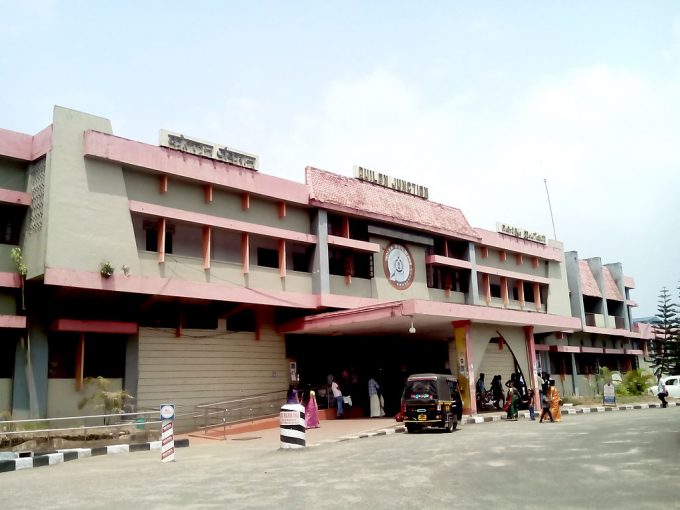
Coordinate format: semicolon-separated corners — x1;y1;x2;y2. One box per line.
650;287;679;377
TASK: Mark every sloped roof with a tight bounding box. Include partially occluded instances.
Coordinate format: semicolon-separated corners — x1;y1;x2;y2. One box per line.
579;260;602;298
603;266;623;301
306;167;480;241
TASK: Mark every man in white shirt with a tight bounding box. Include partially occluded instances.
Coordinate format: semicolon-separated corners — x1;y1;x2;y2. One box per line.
331;377;343;418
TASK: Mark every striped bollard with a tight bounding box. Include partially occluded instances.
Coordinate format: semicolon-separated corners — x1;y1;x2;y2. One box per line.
160;404;176;462
280;403;305;449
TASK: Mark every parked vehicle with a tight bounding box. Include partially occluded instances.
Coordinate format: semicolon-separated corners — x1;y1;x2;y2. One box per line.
400;373;463;433
477;389;504;410
648;376;680;398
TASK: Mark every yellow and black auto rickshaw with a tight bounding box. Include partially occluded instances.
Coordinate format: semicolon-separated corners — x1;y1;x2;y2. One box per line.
401;373;463;433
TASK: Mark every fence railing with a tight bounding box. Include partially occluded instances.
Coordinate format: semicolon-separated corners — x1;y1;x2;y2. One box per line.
0;391;290;450
0;407;195;452
194;390;287;435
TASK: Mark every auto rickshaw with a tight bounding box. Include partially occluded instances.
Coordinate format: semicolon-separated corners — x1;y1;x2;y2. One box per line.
401;373;463;433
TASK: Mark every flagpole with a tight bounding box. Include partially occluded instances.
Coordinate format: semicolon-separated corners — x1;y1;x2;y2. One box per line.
544;178;557;240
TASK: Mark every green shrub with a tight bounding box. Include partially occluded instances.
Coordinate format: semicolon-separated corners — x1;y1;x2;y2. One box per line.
621;369;654;396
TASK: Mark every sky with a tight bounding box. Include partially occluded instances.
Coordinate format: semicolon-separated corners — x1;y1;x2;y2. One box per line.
1;1;679;317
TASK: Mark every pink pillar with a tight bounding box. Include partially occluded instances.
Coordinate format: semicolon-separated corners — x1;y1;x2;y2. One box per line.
524;326;539;399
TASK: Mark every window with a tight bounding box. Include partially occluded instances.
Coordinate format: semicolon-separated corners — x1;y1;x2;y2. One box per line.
257;247;278;268
84;335;126;378
143;220;173;253
0;205;25;245
227;309;256;332
352;253;374;279
329;248;345;276
0;336;16;377
291;245;313;272
49;334;126;379
48;334;78;378
490;284;501;298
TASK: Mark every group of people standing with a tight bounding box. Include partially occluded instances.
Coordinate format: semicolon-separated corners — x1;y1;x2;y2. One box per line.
537;371;562;423
286;384;320;429
475;370;563;422
287;372;386;427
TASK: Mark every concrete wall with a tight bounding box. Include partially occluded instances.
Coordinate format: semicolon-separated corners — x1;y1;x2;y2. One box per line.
477;247;547;279
137;251;313;295
123;169;310;234
545;241;571;316
0;379;11;415
46;378;123;417
564;251;585;322
0;290;16;315
329;275;373;297
43;107;141;276
0;158;27;191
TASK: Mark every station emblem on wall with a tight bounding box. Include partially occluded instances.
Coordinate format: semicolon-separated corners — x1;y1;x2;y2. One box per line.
383;243;415;290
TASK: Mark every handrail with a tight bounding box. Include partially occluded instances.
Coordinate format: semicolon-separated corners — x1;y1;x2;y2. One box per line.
194;390;285;408
194;390;288;435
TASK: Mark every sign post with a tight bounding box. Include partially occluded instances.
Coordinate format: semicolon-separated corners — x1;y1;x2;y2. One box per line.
160;404;176;462
603;384;616;406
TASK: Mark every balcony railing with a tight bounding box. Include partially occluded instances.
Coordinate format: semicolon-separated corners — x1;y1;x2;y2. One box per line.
614;316;626;329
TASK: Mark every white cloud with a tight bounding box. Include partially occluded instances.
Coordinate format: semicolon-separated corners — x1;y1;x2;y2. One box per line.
267;64;680;315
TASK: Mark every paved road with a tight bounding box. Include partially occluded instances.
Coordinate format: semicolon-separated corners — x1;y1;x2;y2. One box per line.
2;408;679;509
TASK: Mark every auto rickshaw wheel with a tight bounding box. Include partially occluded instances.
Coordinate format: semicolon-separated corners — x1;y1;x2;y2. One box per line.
405;424;420;434
445;416;457;433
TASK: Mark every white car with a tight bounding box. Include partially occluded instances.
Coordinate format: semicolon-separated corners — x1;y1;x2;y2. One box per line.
648;376;680;398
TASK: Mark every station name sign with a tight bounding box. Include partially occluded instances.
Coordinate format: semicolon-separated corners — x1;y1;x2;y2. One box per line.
354;165;429;199
159;130;259;170
496;222;547;244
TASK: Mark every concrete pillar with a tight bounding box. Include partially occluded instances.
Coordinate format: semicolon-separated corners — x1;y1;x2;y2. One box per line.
453;320;476;415
311;210;329;295
564;251;585;324
12;323;49;419
570;353;579;397
467;242;479;305
124;334;139;404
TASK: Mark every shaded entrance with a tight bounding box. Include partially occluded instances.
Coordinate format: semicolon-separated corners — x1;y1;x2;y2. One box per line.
286;335;449;416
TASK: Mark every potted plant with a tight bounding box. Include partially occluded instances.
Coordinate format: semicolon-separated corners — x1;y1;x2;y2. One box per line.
10;247;27;311
100;261;114;278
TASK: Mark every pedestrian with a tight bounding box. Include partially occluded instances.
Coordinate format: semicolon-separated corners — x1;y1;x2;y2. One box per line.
539;390;554;423
505;373;518;390
548;379;562;422
331;376;343;419
286;384;299;404
476;373;487;397
657;376;668;408
368;375;385;417
304;388;320;428
527;389;536;420
506;387;519;420
491;375;504;408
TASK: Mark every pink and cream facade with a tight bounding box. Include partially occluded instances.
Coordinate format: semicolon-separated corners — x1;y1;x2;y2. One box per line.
0;107;651;419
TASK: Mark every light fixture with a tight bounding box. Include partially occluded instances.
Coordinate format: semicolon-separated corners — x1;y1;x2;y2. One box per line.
409;320;416;334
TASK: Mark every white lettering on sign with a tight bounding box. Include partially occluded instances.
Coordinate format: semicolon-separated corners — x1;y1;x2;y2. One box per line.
496;222;547;244
280;411;299;426
353;165;429;199
160;129;259;170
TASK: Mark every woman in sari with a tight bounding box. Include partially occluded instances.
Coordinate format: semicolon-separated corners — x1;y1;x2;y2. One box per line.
548;379;562;422
506;387;519;420
304;388;320;429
